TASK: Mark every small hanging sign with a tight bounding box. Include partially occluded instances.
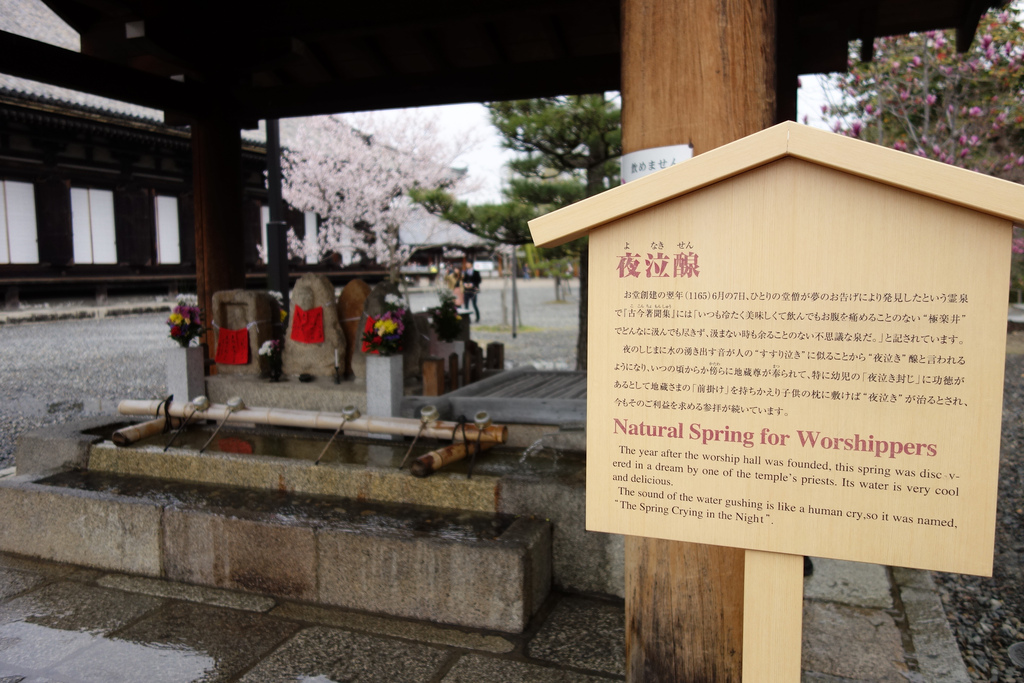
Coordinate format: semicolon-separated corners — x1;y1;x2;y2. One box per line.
620;144;693;183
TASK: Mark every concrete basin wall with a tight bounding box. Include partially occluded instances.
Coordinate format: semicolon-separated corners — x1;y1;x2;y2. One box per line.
0;478;162;576
17;419;625;599
87;441;625;598
0;471;550;633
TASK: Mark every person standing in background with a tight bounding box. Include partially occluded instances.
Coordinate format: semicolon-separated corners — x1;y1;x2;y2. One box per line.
463;263;482;322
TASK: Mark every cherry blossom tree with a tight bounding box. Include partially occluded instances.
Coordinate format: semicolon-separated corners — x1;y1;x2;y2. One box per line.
822;7;1024;182
822;6;1024;291
280;113;473;281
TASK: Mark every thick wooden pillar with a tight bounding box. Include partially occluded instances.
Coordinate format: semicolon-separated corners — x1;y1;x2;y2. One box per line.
621;0;776;680
191;113;246;353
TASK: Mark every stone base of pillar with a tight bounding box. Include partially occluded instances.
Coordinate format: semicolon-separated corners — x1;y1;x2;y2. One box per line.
365;354;403;440
166;346;205;405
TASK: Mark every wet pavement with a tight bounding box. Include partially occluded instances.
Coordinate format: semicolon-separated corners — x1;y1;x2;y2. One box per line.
0;544;965;682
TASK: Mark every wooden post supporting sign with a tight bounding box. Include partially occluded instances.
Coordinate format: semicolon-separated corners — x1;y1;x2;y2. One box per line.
620;0;777;679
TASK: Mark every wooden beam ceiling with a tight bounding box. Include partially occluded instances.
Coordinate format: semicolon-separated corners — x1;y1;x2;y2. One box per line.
0;0;1007;123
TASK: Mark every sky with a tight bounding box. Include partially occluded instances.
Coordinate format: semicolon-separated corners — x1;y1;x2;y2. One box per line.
360;76;836;205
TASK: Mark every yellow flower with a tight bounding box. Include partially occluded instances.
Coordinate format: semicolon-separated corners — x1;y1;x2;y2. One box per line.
375;319;398;335
279;309;287;322
169;313;183;324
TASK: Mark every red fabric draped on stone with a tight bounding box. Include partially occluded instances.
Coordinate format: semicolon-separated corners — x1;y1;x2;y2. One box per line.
291;305;324;344
218;437;254;454
215;326;249;365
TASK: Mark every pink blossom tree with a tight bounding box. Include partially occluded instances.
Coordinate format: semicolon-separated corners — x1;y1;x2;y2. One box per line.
822;7;1024;291
823;7;1024;183
280;113;473;281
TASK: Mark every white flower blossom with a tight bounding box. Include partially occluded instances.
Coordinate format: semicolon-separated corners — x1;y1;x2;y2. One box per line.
280;113;476;280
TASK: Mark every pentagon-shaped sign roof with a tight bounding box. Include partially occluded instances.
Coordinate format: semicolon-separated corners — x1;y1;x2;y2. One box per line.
530;122;1024;248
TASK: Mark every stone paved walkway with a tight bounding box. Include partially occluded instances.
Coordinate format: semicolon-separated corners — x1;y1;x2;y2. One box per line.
0;546;966;682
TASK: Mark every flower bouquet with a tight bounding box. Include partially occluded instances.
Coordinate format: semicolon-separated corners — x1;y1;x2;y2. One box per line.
362;293;406;355
167;294;203;347
429;288;462;343
268;290;288;326
258;339;284;381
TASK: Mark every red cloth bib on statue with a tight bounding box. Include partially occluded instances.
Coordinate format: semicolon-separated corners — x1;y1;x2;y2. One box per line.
215;326;249;365
291;305;324;344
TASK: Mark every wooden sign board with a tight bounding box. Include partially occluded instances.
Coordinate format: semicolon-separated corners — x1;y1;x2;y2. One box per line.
530;123;1024;577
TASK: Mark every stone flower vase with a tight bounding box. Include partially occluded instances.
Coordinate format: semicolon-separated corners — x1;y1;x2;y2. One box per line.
365;353;403;438
166;345;205;404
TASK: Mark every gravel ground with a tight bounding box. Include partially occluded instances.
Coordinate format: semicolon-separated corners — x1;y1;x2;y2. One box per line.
0;312;170;467
932;349;1024;682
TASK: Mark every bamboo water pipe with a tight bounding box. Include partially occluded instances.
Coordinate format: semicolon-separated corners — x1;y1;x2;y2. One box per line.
411;441;497;478
117;399;508;444
111;417;169;446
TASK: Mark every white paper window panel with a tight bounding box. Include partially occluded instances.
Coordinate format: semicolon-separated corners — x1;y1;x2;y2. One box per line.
5;181;38;264
0;183;8;263
155;195;180;264
260;205;270;252
71;188;117;264
89;189;117;264
304;211;317;264
71;188;93;263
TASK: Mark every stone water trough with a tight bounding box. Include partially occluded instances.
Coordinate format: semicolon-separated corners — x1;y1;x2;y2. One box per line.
1;409;621;633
